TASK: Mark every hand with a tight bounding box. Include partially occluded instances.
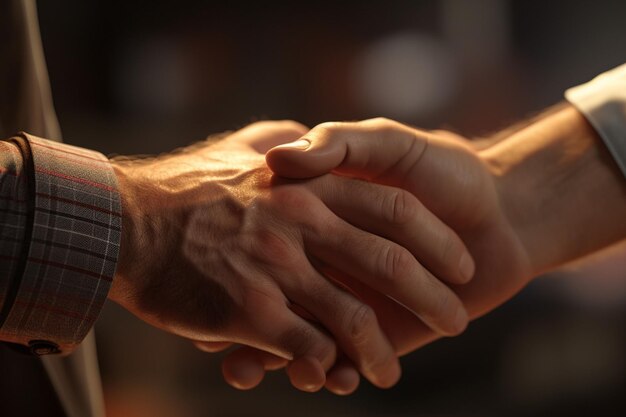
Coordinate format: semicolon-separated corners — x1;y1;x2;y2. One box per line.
267;117;533;328
107;120;475;391
215;118;530;393
220;107;626;394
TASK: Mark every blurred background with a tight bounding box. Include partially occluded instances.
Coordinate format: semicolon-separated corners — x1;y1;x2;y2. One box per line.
24;0;626;415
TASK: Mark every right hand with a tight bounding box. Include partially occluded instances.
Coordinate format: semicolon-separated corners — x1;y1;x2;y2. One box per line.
219;108;626;395
217;117;535;394
107;121;474;391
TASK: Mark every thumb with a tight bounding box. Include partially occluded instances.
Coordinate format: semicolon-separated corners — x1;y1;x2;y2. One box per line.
265;119;424;180
266;136;346;179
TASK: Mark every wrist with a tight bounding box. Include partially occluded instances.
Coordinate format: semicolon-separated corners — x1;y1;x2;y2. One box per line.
109;160;146;306
482;105;626;275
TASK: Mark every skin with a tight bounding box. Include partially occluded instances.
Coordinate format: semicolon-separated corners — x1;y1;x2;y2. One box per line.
107;120;476;391
216;105;626;394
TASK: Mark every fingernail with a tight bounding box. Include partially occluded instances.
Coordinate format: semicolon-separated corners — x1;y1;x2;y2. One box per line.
302;383;320;392
458;252;475;283
278;138;310;150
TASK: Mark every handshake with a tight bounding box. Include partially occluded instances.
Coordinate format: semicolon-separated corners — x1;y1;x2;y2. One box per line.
108;106;626;394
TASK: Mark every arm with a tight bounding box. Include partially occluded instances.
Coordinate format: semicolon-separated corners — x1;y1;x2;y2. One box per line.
2;121;476;392
265;105;626;326
483;104;626;273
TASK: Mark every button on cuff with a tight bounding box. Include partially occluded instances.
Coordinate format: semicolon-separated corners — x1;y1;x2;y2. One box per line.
29;340;61;355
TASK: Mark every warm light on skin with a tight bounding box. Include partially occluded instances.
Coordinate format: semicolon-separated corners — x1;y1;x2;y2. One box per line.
110;121;478;393
225;106;626;394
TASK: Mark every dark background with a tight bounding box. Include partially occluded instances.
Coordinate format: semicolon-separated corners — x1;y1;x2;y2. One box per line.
33;0;626;416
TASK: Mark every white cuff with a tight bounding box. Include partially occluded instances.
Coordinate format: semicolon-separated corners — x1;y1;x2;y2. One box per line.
565;63;626;179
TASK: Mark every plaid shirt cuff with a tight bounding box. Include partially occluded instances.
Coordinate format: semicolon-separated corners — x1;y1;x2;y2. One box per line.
0;133;121;354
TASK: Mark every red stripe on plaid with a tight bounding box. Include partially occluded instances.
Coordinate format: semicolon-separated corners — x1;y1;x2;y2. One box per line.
36;192;121;217
1;256;113;282
18;286;97;306
26;257;113;282
13;300;97;322
30;141;109;163
35;167;116;192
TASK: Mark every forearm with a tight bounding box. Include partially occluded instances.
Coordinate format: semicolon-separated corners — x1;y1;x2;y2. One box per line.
483;105;626;274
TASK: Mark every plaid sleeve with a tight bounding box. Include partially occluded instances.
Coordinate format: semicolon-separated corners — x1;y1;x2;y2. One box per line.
0;132;121;355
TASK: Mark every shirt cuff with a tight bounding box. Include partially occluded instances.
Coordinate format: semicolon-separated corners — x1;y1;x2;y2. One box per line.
565;63;626;179
0;133;121;354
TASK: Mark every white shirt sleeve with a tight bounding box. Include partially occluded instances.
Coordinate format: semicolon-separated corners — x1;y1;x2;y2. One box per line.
565;63;626;179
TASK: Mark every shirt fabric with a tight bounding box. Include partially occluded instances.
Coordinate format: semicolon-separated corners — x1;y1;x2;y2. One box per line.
566;63;626;179
0;134;120;353
0;0;121;357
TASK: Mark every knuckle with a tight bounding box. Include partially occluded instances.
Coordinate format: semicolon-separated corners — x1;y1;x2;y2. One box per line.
271;186;307;209
275;119;309;135
249;120;308;137
279;325;333;361
254;229;295;265
347;304;378;346
271;187;315;218
238;285;280;317
383;190;418;225
315;121;344;133
371;116;394;126
361;117;399;131
378;245;413;285
248;120;280;129
271;187;331;238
